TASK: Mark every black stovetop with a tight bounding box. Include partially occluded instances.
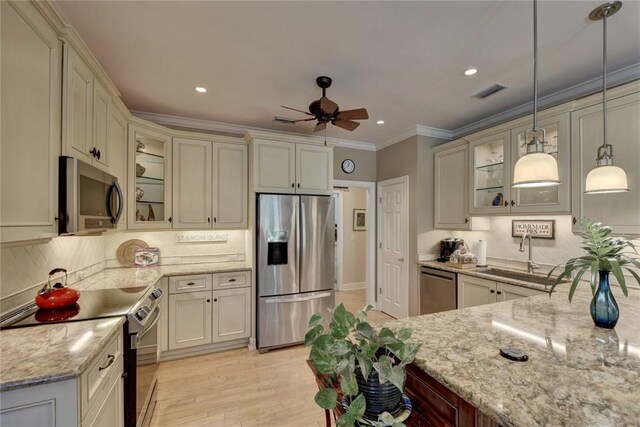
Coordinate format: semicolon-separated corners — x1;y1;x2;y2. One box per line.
1;286;149;329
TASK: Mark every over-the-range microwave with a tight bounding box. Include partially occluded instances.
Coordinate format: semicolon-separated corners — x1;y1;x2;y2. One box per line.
58;156;123;235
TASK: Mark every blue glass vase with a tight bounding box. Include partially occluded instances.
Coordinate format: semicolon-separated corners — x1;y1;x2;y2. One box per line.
590;271;619;329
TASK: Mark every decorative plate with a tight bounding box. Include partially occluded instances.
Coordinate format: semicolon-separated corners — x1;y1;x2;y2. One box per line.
116;239;149;268
340;394;412;426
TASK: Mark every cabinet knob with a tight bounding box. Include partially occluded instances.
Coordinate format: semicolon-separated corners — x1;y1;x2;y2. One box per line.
90;147;100;159
214;298;218;302
490;289;496;293
297;183;300;188
186;282;195;286
168;216;172;223
497;291;502;295
208;217;211;223
291;183;295;188
511;200;515;206
207;299;211;303
503;200;509;207
573;217;577;225
214;217;217;223
228;278;236;282
464;218;469;224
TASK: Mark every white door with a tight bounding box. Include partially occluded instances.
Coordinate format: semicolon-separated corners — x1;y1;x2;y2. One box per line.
172;138;212;228
252;139;296;193
91;79;111;171
168;291;212;350
212;287;251;342
63;44;93;165
296;144;333;195
377;177;408;318
213;142;247;228
458;275;496;308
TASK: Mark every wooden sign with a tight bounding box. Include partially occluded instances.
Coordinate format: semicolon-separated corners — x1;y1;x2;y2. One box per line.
512;220;555;239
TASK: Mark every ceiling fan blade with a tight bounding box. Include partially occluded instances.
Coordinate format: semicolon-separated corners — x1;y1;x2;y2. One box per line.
320;96;339;115
332;119;360;131
290;118;317;123
336;108;369;121
314;122;327;133
281;105;314;116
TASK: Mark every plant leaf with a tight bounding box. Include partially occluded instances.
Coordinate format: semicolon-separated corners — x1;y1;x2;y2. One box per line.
341;370;358;396
388;364;406;392
310;345;336;374
378;412;396;424
314;388;338;410
347;393;366;419
337;413;356;427
372;355;394;384
608;258;628;297
356;353;372;381
623;267;640;290
304;324;324;347
308;313;325;328
396;328;412;341
354;322;374;340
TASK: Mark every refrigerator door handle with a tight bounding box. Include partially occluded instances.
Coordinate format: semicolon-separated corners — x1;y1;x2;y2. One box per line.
265;292;332;304
299;200;305;282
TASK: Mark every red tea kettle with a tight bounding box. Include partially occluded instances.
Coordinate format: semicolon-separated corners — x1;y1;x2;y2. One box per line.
35;268;80;309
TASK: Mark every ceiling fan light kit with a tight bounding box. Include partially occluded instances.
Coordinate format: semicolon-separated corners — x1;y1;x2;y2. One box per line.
512;0;561;189
278;76;369;132
584;1;629;194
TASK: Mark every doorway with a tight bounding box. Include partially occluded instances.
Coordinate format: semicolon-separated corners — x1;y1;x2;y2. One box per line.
333;180;377;310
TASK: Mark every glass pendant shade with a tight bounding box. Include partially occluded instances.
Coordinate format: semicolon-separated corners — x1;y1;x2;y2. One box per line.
585;164;629;194
512;152;561;188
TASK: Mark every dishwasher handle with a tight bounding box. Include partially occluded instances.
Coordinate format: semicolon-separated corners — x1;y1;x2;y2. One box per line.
420;267;456;281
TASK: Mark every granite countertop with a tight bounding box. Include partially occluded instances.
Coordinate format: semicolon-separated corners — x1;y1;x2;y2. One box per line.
0;317;124;392
74;262;251;291
418;261;552;292
382;286;640;427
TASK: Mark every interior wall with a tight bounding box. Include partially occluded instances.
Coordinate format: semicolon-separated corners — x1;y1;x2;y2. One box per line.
334;146;377;182
339;188;367;289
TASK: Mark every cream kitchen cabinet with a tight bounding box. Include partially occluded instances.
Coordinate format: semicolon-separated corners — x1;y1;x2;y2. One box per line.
107;107;128;230
434;140;470;230
0;329;123;427
62;44;112;171
250;137;333;195
172;137;248;229
166;272;251;352
469;130;512;215
458;274;544;308
128;122;173;229
0;0;61;243
571;91;640;235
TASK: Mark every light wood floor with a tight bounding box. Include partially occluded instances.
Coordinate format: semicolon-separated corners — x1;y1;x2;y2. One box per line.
150;289;393;427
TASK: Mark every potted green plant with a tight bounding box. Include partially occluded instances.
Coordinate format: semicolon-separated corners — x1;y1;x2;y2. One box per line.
305;303;421;427
547;217;640;328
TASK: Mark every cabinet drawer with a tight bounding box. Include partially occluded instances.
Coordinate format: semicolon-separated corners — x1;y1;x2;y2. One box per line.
169;274;212;294
81;329;122;419
213;271;250;289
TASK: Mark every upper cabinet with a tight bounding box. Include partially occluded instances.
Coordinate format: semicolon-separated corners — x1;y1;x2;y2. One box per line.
0;0;61;243
107;107;128;230
571;91;640;235
249;135;333;195
172;137;248;229
62;44;111;171
434;140;470;230
467;110;572;216
128;123;173;229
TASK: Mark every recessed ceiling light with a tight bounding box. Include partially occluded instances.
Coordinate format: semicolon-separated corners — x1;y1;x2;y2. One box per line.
464;68;478;76
376;120;385;125
195;86;207;93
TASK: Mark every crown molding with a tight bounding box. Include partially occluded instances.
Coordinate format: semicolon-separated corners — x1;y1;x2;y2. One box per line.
131;111;377;151
377;125;453;151
451;62;640;139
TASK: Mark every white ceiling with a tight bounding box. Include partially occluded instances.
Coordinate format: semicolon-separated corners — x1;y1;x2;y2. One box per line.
55;1;640;147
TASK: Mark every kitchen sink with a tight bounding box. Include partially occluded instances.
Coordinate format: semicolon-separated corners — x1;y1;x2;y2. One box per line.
477;268;561;286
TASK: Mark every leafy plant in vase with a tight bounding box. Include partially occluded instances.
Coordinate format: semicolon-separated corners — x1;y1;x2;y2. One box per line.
305;304;421;427
547;217;640;328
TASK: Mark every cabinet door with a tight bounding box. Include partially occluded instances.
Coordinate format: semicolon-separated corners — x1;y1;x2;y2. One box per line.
296;144;333;195
253;139;296;193
63;44;93;164
107;108;128;230
458;275;496;308
0;1;61;243
434;142;470;229
213;142;247;228
82;368;124;427
91;79;111;171
571;92;640;234
469;130;511;214
497;283;545;302
128;124;173;229
510;113;570;213
212;287;251;343
172;138;212;228
168;291;212;350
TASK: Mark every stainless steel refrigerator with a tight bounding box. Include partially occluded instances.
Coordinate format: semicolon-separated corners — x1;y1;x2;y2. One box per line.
257;194;335;352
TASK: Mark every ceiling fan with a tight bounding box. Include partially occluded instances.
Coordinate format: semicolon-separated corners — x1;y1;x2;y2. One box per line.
277;76;369;132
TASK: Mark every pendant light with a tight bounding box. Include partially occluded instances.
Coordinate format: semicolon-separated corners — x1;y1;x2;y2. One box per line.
512;0;561;188
584;1;629;194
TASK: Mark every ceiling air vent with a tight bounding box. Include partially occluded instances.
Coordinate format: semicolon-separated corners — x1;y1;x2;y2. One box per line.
473;84;509;99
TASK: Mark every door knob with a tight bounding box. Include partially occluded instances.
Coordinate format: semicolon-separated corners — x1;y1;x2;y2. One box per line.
398;257;405;262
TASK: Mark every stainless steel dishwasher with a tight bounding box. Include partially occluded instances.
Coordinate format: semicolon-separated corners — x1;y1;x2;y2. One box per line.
420;267;457;315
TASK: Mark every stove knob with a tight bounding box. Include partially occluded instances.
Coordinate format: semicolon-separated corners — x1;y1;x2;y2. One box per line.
136;307;149;321
151;288;163;300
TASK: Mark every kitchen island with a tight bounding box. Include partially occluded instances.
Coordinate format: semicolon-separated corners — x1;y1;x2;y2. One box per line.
383;285;639;426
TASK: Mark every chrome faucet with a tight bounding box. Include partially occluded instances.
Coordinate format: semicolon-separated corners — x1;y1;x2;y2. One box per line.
519;232;539;274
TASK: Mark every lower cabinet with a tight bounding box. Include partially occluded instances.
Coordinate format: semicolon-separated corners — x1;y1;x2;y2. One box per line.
0;329;123;427
458;274;544;309
166;272;251;352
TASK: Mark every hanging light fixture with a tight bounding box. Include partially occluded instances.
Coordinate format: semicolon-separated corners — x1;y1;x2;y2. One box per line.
512;0;561;188
584;1;629;194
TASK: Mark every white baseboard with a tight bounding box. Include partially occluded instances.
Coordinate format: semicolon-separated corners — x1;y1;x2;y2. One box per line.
341;281;366;291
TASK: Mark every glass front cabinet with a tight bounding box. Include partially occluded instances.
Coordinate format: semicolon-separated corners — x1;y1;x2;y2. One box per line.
128;123;173;229
469;112;571;215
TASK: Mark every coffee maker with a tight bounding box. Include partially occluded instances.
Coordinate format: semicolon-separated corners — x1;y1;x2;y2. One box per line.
438;238;464;262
